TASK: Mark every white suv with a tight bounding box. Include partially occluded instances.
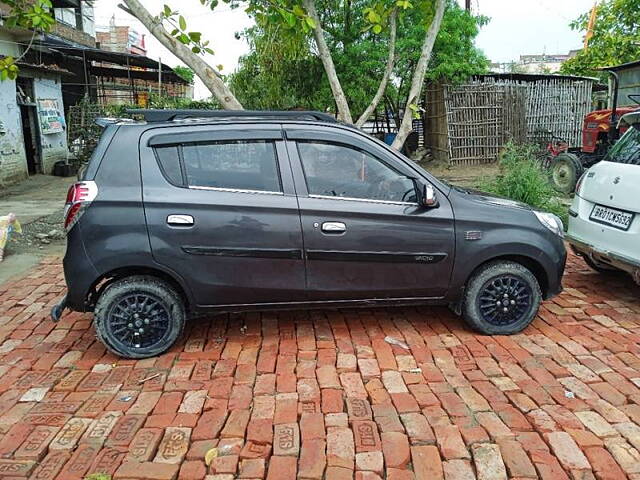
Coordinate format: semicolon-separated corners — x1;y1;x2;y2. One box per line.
567;112;640;284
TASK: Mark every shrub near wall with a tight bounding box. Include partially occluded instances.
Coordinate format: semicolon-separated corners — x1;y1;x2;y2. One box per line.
480;143;568;226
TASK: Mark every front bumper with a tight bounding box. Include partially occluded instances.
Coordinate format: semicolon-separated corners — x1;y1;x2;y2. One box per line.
566;234;640;283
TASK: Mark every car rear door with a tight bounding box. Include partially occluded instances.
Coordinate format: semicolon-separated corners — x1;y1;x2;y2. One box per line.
139;124;305;307
285;126;455;300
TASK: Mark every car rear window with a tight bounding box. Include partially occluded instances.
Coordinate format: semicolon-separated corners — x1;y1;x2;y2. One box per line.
152;140;282;193
182;140;281;192
606;127;640;166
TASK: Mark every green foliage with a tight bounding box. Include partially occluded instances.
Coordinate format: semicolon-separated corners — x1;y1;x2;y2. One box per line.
160;3;215;55
0;0;55;80
84;474;111;480
481;143;568;223
229;0;487;116
173;66;195;84
560;0;640;77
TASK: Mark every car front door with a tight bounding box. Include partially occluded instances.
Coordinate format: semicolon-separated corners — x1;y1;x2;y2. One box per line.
139;124;305;307
286;127;455;301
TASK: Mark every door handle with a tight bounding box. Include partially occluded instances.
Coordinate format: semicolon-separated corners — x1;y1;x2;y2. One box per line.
167;214;194;226
321;222;346;234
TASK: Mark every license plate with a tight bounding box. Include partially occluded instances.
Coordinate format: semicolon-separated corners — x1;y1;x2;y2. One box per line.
589;204;635;231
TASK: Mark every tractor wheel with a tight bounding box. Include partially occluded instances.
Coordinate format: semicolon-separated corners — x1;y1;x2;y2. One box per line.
550;153;584;194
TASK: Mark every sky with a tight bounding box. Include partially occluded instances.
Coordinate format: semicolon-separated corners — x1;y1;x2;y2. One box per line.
94;0;596;99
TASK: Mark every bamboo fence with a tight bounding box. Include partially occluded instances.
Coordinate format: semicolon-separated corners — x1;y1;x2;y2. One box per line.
424;75;595;165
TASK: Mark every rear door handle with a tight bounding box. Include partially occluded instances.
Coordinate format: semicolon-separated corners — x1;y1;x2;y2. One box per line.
167;214;194;226
321;222;346;234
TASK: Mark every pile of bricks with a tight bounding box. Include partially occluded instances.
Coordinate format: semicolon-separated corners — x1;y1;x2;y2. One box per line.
0;253;639;479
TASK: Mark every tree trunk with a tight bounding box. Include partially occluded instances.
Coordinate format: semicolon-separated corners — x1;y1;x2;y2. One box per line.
302;0;353;123
355;8;397;128
391;0;445;150
121;0;243;110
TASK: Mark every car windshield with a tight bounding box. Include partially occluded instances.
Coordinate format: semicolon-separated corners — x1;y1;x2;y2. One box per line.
605;126;640;166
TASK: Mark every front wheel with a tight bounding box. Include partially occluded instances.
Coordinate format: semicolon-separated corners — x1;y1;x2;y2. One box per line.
94;276;186;358
550;153;583;194
462;261;542;335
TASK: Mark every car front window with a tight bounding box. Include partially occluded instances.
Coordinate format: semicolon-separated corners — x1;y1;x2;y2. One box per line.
605;126;640;166
297;141;417;203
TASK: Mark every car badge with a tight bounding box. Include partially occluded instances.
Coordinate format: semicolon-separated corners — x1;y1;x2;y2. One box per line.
613;176;621;184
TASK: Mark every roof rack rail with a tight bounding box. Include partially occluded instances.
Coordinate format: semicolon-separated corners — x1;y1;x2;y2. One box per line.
127;109;338;123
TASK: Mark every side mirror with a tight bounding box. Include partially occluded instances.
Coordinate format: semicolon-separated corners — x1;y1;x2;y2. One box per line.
412;179;438;208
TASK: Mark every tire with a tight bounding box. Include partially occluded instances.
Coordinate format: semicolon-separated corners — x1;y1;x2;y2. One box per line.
582;255;620;273
462;261;542;335
550;153;583;194
94;275;186;359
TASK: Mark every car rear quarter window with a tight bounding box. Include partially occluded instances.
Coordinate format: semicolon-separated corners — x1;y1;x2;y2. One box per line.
182;140;281;192
154;146;184;186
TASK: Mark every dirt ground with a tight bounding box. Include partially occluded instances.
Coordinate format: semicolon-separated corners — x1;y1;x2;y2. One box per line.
0;175;74;284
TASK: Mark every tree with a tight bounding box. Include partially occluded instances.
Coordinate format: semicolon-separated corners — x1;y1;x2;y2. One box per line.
560;0;640;77
229;0;487;126
173;65;195;84
119;0;447;150
0;0;55;80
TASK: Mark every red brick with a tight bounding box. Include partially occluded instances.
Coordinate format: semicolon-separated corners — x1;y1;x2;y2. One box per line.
584;446;627;480
29;449;70;480
327;427;355;469
353;420;382;453
266;455;297;480
56;443;99;480
179;460;207;480
247;418;273;444
322;389;344;413
126;427;163;462
497;438;537;478
382;431;410;468
113;461;179;479
412;445;443;480
107;414;146;446
220;409;250;438
14;425;59;461
300;412;325;441
299;438;326;479
434;425;470;460
0;422;34;457
192;408;227;440
239;458;266;478
210;454;239;474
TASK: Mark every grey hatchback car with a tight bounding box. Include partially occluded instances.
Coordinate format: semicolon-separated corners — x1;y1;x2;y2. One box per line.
52;110;566;358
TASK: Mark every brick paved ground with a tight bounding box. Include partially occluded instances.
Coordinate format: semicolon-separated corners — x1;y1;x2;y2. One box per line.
1;253;640;480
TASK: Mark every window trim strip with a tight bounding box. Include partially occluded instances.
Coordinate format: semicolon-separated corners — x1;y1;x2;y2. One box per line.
308;194;417;207
189;185;284;196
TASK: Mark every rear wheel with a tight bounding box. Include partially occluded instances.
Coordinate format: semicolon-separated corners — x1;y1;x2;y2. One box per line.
94;276;186;358
462;261;542;335
550;153;583;194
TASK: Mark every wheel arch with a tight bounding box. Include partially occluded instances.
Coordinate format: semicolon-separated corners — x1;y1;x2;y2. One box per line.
469;254;549;297
86;265;193;312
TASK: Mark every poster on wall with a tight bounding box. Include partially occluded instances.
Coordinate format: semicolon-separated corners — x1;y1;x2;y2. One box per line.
37;99;64;134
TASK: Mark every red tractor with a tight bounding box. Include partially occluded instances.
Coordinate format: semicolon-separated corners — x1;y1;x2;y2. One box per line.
549;70;640;193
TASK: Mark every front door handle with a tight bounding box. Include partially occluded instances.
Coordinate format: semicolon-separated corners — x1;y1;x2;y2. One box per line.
167;214;194;226
321;221;346;234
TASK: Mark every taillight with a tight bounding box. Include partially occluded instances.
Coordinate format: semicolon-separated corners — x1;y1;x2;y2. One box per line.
64;181;98;231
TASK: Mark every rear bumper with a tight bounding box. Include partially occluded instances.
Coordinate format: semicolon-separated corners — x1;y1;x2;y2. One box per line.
567;234;640;282
51;295;67;322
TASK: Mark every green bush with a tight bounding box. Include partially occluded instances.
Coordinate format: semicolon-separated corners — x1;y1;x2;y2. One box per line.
480;143;568;226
